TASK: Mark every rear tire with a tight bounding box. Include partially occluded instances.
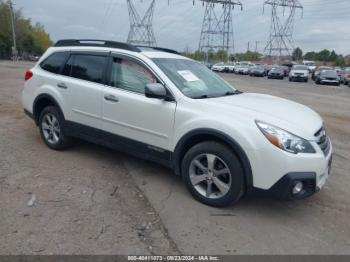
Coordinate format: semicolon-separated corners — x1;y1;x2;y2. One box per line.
39;106;73;150
181;141;244;207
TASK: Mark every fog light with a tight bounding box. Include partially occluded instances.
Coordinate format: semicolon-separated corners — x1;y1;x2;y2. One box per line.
292;181;304;195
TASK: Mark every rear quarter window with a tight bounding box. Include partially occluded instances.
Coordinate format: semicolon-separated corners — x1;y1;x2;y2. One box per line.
40;52;69;74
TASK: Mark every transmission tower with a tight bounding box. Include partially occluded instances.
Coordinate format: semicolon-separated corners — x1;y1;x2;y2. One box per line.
126;0;157;47
263;0;303;58
198;0;243;61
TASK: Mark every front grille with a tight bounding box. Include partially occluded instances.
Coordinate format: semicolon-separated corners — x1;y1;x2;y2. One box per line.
315;127;331;156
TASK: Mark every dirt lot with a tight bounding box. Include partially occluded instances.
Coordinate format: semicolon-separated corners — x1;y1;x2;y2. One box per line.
0;61;349;255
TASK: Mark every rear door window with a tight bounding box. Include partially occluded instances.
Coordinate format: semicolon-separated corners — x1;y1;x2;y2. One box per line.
63;54;108;84
40;52;69;74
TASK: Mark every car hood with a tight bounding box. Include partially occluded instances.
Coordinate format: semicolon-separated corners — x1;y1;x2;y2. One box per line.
197;93;322;140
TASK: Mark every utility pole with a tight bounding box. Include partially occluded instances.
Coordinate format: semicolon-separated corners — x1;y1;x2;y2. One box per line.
9;0;18;61
255;41;258;53
247;41;250;52
263;0;303;59
198;0;243;62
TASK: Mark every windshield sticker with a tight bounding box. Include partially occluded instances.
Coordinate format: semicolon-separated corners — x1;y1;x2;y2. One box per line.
177;70;200;82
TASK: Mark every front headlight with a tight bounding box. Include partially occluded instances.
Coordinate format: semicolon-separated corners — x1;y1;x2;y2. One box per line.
256;121;316;154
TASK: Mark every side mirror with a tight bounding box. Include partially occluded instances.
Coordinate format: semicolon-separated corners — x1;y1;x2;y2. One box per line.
145;83;167;99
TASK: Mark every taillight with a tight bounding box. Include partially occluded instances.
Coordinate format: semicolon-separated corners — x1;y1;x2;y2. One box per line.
25;70;33;81
347;74;350;78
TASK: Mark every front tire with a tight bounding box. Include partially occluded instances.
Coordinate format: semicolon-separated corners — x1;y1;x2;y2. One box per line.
39;106;73;150
181;141;244;207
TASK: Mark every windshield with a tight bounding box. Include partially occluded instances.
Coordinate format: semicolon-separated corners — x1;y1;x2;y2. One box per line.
293;65;308;70
322;70;337;77
271;68;283;72
153;58;237;99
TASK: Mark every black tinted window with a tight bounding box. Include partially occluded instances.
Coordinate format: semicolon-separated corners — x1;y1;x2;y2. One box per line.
40;52;69;74
62;56;73;76
68;55;107;84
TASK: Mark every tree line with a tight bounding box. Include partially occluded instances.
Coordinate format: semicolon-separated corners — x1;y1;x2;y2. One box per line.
182;49;262;63
182;47;349;67
292;47;349;66
0;0;52;59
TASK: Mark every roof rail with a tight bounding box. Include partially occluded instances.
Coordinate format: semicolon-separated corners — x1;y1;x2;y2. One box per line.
136;45;180;55
54;39;141;52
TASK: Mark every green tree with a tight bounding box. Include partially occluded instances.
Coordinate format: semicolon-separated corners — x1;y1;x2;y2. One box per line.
292;47;303;61
329;50;338;62
0;0;52;59
304;51;317;61
318;49;331;62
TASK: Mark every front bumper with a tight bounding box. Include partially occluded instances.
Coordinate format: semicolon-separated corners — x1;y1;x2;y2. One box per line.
291;75;308;81
269;74;284;78
249;137;333;200
320;80;339;85
251;72;265;76
265;160;331;200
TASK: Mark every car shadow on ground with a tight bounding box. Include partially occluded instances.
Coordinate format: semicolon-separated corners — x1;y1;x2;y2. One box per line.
70;139;321;219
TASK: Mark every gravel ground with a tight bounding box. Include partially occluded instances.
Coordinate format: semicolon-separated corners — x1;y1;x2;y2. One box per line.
0;61;179;255
0;61;349;255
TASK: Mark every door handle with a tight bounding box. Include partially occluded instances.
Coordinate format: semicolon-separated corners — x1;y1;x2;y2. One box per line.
57;82;68;89
104;94;119;103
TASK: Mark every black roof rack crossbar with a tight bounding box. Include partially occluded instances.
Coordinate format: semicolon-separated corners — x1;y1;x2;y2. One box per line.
136;45;180;55
54;39;141;52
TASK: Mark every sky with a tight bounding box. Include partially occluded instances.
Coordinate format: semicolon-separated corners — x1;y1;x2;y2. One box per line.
13;0;350;55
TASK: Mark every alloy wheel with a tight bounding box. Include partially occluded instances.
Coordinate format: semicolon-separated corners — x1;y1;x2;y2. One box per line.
189;153;232;199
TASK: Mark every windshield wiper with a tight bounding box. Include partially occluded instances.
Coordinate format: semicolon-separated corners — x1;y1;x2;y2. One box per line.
223;90;242;96
192;94;209;99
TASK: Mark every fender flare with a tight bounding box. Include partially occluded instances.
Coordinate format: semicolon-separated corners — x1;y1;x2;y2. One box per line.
173;128;253;193
33;94;65;125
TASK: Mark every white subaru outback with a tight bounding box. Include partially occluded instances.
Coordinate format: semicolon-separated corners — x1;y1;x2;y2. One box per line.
22;39;332;207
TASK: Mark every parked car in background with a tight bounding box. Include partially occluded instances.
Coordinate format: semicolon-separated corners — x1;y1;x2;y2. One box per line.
303;60;317;72
280;65;290;77
249;65;266;77
315;70;340;86
264;64;273;74
340;69;350;85
282;62;297;71
268;67;285;79
289;65;309;82
312;66;333;81
201;62;213;70
28;55;41;62
225;62;236;73
236;64;250;75
211;62;226;72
